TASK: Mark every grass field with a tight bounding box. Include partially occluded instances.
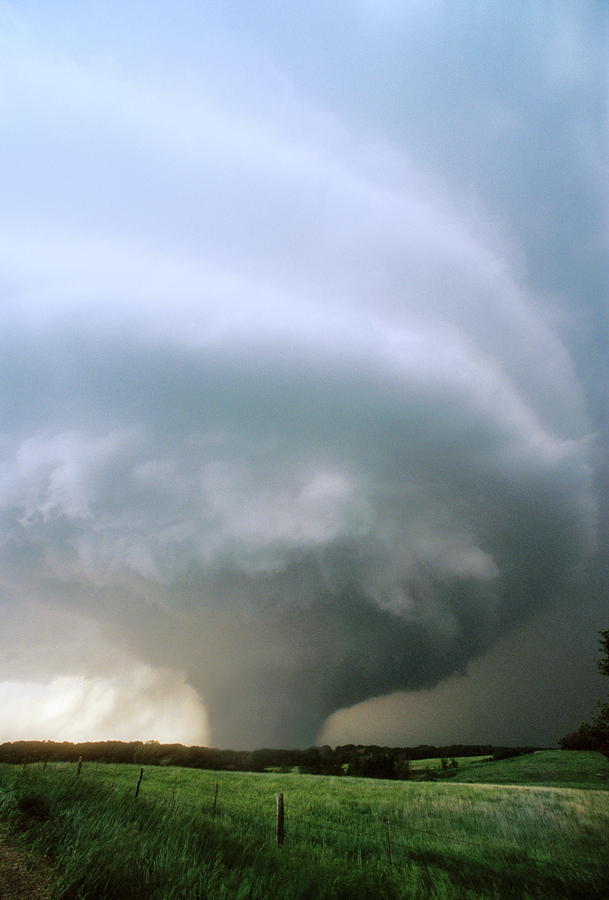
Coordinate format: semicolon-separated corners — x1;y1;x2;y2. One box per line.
452;749;609;790
265;755;492;776
409;754;492;771
0;751;607;898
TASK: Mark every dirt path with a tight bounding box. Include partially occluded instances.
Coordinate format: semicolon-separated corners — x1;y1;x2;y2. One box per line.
0;830;52;900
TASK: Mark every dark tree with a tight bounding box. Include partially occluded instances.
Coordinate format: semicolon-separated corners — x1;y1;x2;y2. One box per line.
560;627;609;758
597;628;609;678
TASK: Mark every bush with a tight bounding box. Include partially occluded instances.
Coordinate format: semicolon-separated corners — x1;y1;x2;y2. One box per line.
17;794;52;821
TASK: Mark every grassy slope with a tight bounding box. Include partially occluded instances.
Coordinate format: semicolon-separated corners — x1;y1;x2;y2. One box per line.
264;756;492;775
453;750;609;790
0;753;608;899
409;755;492;770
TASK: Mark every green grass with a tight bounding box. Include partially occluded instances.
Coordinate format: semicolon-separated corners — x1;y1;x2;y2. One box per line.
266;756;490;776
409;755;492;770
0;752;608;898
454;750;609;790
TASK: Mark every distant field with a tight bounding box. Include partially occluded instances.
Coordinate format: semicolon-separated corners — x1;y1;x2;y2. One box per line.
264;755;492;776
453;750;609;790
409;754;492;770
0;751;607;898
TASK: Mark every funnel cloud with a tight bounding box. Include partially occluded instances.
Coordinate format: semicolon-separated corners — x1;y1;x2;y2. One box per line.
0;1;606;747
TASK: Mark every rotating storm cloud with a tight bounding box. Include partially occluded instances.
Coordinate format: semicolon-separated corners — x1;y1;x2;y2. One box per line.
0;1;605;748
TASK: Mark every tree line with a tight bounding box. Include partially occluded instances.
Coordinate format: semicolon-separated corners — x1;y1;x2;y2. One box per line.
0;740;538;778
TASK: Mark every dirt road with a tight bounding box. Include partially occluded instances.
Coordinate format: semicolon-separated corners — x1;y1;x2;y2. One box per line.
0;831;51;900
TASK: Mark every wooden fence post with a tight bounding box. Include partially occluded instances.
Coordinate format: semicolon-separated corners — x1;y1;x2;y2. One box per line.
76;756;83;776
42;759;48;771
171;775;178;807
134;767;144;798
212;782;219;818
276;793;285;846
383;814;393;866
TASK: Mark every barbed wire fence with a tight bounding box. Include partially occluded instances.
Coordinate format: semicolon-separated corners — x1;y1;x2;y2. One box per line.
23;759;552;872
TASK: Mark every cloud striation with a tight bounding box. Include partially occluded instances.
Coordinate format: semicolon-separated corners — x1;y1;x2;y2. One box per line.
0;1;603;747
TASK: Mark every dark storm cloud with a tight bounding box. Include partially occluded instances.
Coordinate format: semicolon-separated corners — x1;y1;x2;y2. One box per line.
0;319;594;745
0;0;604;746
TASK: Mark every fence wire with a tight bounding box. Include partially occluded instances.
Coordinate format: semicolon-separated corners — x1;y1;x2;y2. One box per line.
28;761;577;870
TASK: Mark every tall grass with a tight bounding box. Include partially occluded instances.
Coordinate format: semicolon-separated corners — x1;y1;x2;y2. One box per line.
0;755;608;899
